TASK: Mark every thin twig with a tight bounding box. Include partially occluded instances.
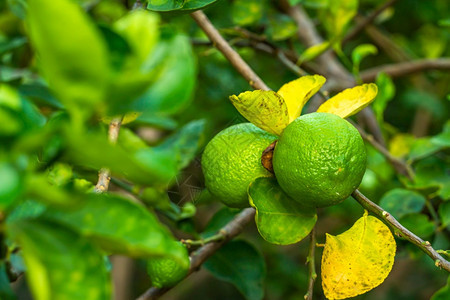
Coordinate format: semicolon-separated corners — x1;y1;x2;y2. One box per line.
137;208;256;300
181;231;227;249
343;0;399;44
352;189;450;272
94;117;123;193
190;11;270;91
304;228;317;300
360;58;450;82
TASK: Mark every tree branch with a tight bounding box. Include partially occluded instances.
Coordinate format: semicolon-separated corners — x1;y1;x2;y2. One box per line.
352;189;450;272
94;117;122;193
137;208;256;300
190;10;270;91
342;0;399;44
361;58;450;82
304;228;317;300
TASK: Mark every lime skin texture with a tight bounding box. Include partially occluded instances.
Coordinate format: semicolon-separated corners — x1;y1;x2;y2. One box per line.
273;112;367;208
147;248;190;288
202;123;277;208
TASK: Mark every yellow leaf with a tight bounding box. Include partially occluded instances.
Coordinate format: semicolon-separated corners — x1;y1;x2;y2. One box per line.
229;90;289;136
321;212;396;299
277;75;326;122
317;83;378;118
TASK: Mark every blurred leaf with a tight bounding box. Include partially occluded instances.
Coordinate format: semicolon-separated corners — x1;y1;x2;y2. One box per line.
277;75;326;122
133;34;196;115
25;175;82;207
412;157;449;200
352;44;377;75
8;219;111;300
399;213;436;238
379;188;426;219
181;0;221;11
231;0;264;26
47;163;73;186
6;0;27;19
317;83;378;118
6;199;46;224
298;41;330;64
291;0;328;8
431;276;450;300
204;240;266;300
0;36;26;54
266;13;297;41
416;24;446;58
407;121;450;162
66;130;177;186
155;119;206;170
321;212;396;299
117;127;148;153
319;0;358;38
389;133;414;158
147;0;184;11
401;89;446;120
0;162;23;210
97;25;132;71
114;10;159;65
229;90;289;135
136;113;177;130
43;194;188;264
27;0;110;113
248;177;317;245
438;202;450;228
0;263;15;300
18;83;64;109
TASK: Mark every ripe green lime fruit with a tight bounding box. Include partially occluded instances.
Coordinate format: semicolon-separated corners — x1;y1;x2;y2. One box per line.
147;246;190;288
273;112;366;207
202;123;277;208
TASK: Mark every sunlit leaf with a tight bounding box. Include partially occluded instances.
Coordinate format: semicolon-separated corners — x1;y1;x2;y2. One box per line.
27;0;110;113
266;14;297;41
248;177;317;245
321;212;396;299
8;219;111;300
319;0;358;38
352;44;377;75
298;41;330;64
204;240;265;300
181;0;221;11
229;90;289;135
277;75;326;122
147;0;184;11
317;83;378;118
0;162;23;210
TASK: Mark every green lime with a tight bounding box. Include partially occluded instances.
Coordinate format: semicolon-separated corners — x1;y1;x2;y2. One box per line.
273;112;366;207
202;123;277;208
147;246;190;288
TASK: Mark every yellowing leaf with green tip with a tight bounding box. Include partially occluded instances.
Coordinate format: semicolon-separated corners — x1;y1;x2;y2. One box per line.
229;90;289;136
317;83;378;118
321;212;396;299
277;75;326;122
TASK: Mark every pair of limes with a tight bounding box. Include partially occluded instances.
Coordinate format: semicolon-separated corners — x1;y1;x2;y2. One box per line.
202;112;366;208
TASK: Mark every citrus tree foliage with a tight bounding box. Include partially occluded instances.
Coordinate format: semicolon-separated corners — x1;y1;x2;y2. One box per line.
0;0;449;299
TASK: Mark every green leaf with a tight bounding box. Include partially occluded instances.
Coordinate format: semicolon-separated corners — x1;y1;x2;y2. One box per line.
412;157;449;200
147;0;185;11
352;44;377;75
204;240;266;300
399;213;436;238
27;0;110;113
248;177;317;245
43;194;188;264
379;188;426;219
319;0;358;38
229;90;289;136
201;207;240;238
181;0;220;10
438;202;450;228
298;41;331;64
372;72;395;123
155;119;206;171
133;34;196;115
114;10;160;65
6;199;46;224
231;0;264;26
8;219;111;300
0;162;23;210
0;263;16;300
431;276;450;300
